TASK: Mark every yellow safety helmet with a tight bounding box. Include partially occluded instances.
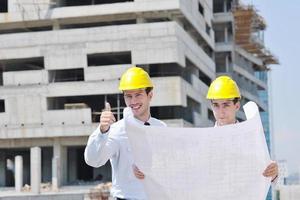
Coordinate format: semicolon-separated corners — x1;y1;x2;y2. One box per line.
206;76;241;99
119;67;153;91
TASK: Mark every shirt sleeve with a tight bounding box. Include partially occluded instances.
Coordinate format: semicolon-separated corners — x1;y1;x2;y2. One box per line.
84;125;119;167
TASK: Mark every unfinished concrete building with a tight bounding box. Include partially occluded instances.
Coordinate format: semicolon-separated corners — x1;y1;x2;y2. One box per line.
0;0;277;197
213;0;278;117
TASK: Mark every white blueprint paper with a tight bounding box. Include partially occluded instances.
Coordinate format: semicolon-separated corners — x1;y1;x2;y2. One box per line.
125;101;271;200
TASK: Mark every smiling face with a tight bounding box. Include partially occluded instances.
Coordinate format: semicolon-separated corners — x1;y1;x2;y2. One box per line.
211;99;240;126
123;88;153;122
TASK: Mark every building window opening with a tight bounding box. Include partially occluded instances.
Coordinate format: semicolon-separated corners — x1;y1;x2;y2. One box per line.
61;0;133;7
198;2;204;16
0;99;5;112
48;68;84;83
0;0;8;13
67;146;112;185
0;57;44;72
88;51;131;67
47;94;126;122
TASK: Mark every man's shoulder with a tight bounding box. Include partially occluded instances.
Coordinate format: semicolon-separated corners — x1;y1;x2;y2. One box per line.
150;117;167;127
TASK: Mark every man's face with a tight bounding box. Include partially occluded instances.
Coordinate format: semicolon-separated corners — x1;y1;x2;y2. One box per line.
123;89;153;121
211;99;240;126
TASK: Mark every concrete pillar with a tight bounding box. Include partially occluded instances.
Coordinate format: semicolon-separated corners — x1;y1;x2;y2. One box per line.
52;140;67;190
225;54;229;71
53;20;60;30
137;14;146;23
0;153;6;187
224;0;227;12
230;51;235;71
15;155;23;192
30;147;41;194
224;26;228;43
52;156;59;191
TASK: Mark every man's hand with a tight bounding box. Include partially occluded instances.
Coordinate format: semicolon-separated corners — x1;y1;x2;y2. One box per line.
100;102;116;133
263;161;278;181
132;164;145;179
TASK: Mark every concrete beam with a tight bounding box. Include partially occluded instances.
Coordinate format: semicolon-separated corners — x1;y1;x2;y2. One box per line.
0;124;96;140
213;13;233;24
3;70;48;86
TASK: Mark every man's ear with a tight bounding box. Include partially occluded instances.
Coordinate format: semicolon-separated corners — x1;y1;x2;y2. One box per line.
148;90;153;100
235;101;240;111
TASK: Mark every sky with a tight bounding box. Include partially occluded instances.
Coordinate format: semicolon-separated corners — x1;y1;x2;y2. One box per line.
243;0;300;174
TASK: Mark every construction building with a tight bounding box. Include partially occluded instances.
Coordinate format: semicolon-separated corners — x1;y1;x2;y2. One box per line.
0;0;277;198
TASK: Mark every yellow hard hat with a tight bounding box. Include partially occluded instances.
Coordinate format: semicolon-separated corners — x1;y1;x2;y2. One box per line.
206;76;241;99
119;67;153;91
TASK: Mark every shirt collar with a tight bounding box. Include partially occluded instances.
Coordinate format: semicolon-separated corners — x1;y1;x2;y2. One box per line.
214;120;239;127
133;115;152;125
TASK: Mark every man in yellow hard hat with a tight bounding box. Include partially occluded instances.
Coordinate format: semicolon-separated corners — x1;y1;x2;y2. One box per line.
84;67;166;200
207;75;278;182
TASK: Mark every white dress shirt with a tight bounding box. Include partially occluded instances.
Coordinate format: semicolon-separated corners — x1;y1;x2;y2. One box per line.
84;116;166;199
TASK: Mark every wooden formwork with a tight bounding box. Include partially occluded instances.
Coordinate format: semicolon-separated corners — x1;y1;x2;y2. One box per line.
232;4;279;66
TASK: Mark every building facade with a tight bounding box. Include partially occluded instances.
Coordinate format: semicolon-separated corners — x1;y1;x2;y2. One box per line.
0;0;277;198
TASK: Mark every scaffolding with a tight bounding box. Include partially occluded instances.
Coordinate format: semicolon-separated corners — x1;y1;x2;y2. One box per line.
232;2;279;67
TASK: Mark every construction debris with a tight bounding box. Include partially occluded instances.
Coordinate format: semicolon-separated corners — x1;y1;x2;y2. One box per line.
21;184;31;192
88;182;112;200
41;182;52;192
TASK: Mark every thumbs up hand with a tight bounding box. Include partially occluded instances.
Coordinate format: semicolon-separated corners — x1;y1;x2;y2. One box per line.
104;102;111;111
100;102;116;133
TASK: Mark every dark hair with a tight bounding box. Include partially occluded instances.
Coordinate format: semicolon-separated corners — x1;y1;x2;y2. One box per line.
210;97;241;104
232;97;241;104
145;87;153;94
